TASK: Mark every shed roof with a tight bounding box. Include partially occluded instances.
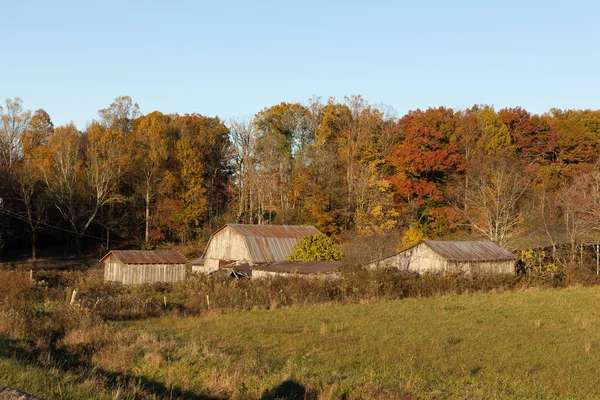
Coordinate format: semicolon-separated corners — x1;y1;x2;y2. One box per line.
253;261;342;275
100;250;188;265
420;240;516;262
206;224;321;263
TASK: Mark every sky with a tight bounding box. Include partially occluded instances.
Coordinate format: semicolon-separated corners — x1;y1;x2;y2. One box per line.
1;0;599;128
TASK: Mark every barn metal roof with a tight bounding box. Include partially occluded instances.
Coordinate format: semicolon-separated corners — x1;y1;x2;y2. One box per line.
100;250;188;265
253;261;342;275
206;224;321;262
228;224;320;239
421;241;516;262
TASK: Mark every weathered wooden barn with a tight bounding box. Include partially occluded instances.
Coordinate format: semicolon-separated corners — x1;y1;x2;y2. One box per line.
102;250;188;284
199;224;321;273
365;240;516;274
251;261;342;279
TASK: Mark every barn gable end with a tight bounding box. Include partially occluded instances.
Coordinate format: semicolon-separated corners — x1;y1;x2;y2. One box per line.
201;224;322;273
365;241;516;275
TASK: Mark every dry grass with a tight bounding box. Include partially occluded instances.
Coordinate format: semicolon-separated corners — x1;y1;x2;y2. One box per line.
0;270;32;306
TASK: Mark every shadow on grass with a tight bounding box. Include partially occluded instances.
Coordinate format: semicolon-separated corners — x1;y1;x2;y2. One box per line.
0;337;225;400
260;379;318;400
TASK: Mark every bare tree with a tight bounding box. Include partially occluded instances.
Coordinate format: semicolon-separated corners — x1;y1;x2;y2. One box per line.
98;96;140;134
452;157;531;246
556;166;600;267
0;98;31;170
13;162;46;259
229;118;259;223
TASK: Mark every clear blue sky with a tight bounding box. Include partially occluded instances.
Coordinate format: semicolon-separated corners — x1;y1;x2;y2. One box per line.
1;0;599;128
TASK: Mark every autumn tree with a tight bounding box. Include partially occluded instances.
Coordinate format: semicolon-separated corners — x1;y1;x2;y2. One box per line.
37;123;125;253
553;115;599;177
254;102;314;222
12;109;54;259
388;107;464;236
21;109;53;158
163;114;230;242
130;111;170;243
300;100;350;235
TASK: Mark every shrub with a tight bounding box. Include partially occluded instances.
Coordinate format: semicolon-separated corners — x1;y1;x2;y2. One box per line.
287;234;344;261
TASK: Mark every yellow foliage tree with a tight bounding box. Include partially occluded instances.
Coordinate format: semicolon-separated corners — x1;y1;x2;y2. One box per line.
398;224;428;251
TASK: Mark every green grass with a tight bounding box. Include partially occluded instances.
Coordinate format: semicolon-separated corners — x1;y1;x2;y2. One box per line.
119;287;600;399
4;287;600;398
0;341;116;400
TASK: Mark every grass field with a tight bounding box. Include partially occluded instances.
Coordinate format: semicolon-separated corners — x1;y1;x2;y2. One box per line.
3;286;600;399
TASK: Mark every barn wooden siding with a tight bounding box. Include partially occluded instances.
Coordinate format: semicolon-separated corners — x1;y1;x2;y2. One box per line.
203;226;250;269
201;224;321;271
366;241;516;275
101;250;189;285
104;260;186;284
192;264;219;274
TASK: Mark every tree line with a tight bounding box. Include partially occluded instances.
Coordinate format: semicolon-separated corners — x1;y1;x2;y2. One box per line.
1;95;600;266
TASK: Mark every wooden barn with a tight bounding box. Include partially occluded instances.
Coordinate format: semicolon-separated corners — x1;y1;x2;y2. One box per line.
251;261;342;279
198;224;321;273
365;240;516;275
102;250;188;284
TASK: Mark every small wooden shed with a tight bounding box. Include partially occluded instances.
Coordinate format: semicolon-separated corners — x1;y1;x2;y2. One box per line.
102;250;188;284
200;224;321;273
365;240;516;275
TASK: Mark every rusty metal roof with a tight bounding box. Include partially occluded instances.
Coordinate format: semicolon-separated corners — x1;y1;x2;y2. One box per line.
100;250;188;265
253;261;342;275
228;224;320;239
422;241;516;262
207;224;321;263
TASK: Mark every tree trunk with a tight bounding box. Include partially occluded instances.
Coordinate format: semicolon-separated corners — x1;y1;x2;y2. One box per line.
145;185;150;243
75;233;82;256
31;230;37;261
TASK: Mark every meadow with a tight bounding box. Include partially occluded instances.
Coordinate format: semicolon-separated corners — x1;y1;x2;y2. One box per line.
2;266;600;399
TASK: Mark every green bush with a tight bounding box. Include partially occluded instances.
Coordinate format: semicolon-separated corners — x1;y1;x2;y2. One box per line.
287;233;344;261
